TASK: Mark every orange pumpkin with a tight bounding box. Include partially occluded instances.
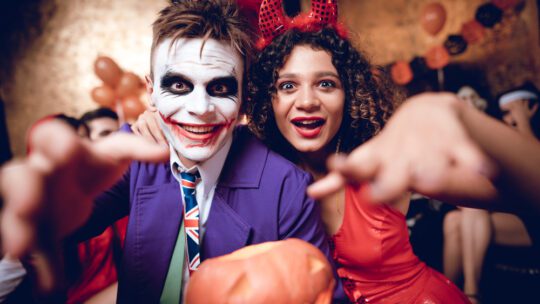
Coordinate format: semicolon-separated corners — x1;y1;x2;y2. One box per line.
185;239;335;304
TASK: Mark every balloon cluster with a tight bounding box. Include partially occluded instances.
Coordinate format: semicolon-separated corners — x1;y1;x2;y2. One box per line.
91;56;146;121
390;0;521;86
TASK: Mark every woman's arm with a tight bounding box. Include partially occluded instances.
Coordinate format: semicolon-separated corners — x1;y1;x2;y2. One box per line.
309;93;540;214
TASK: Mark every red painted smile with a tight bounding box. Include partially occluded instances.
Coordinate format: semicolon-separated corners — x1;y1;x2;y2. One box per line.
291;116;325;138
160;113;235;146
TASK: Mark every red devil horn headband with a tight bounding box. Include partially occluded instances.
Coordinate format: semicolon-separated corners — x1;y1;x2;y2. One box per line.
309;0;338;24
258;0;288;42
257;0;344;50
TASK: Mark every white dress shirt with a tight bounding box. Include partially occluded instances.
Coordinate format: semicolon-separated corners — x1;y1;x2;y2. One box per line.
168;137;232;302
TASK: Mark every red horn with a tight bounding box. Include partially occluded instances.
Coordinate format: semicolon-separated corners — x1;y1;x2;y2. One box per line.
309;0;338;24
259;0;288;42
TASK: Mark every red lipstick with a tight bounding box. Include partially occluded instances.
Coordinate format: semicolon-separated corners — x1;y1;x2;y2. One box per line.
290;116;325;138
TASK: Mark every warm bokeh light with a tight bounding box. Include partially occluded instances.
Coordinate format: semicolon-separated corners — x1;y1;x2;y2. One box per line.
4;0;167;155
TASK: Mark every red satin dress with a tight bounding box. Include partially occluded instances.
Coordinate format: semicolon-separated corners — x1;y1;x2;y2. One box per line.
331;185;470;304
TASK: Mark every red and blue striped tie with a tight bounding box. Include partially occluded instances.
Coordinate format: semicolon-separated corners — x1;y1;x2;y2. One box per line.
180;171;201;274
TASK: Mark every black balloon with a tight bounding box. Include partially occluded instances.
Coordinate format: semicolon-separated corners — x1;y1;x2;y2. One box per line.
444;35;468;56
475;3;503;28
409;56;430;78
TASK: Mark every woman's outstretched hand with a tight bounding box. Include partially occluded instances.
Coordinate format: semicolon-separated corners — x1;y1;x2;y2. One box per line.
308;93;497;206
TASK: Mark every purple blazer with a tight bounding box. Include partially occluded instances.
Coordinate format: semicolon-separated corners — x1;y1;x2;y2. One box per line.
74;127;345;303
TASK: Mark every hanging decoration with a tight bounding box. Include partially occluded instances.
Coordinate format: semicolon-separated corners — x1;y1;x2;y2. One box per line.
391;61;414;85
425;45;450;69
492;0;522;10
460;20;486;44
388;0;523;86
444;35;467;55
91;56;146;122
409;56;430;79
475;3;503;28
420;2;447;36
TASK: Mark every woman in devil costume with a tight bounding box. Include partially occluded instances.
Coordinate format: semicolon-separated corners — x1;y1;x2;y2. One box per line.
247;1;470;303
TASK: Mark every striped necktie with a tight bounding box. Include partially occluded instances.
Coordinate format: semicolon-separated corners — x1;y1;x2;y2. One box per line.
180;171;201;274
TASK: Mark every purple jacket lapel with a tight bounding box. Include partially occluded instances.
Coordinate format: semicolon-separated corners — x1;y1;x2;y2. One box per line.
126;181;183;302
201;127;270;259
201;187;252;259
218;127;268;189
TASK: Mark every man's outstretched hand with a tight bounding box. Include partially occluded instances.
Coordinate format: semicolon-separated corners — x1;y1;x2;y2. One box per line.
1;121;169;258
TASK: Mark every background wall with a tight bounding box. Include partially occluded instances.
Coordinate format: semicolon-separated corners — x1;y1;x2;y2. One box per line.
302;0;540;96
1;0;167;156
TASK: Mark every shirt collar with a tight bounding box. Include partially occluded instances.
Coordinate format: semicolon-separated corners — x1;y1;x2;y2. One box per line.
169;137;232;198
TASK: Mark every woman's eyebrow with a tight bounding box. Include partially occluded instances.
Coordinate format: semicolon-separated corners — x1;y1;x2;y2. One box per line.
277;71;339;79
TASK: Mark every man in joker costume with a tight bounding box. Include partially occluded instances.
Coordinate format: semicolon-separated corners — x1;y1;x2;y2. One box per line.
0;1;339;303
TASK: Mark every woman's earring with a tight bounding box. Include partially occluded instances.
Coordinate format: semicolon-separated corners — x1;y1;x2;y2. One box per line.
335;135;342;154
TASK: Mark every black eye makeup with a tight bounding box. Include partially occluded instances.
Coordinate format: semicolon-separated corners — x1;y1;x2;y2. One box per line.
207;76;238;98
160;72;194;95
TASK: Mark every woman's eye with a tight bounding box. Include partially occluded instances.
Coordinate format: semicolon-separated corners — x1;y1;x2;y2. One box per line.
278;82;295;90
319;80;336;88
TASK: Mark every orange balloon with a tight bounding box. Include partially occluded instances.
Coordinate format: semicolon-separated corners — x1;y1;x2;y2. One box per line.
91;85;117;108
461;20;485;44
122;95;146;121
94;56;123;88
117;72;143;98
391;61;413;85
420;2;447;36
425;45;450;69
492;0;520;10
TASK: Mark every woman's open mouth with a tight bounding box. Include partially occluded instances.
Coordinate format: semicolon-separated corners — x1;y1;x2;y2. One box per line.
291;117;325;138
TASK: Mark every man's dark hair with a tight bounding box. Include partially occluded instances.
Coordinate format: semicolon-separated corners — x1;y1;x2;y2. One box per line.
79;107;119;125
150;0;253;80
54;113;81;130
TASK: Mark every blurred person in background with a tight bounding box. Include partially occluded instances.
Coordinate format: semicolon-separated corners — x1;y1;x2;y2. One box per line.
79;107;119;141
16;113;126;303
446;83;539;303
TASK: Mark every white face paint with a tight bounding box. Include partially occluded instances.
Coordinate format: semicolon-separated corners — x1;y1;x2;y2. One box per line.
150;38;243;167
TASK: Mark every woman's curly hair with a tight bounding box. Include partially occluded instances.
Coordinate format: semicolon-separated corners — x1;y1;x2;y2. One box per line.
246;27;403;161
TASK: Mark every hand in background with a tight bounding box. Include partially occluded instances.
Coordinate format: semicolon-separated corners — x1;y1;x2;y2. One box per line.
501;99;538;138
